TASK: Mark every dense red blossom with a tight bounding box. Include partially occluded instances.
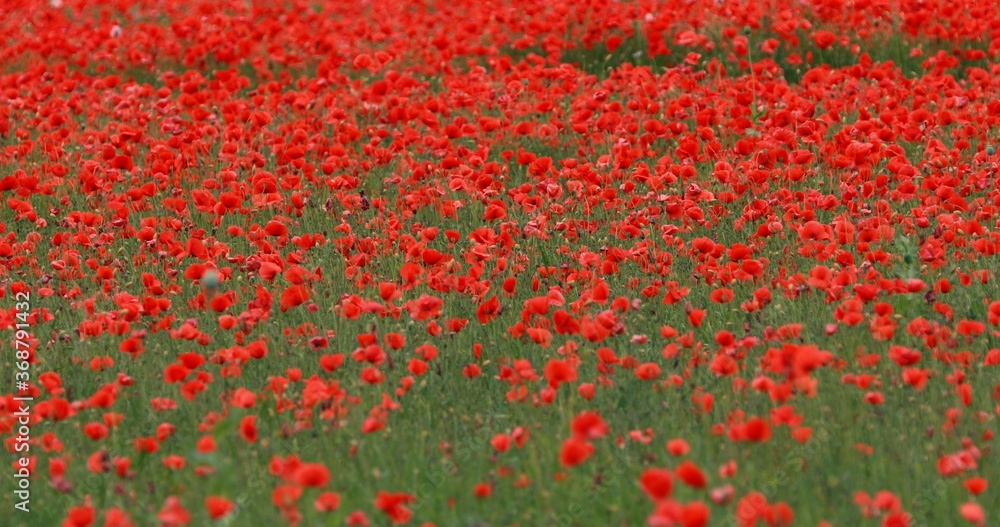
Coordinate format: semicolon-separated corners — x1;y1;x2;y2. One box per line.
2;0;999;526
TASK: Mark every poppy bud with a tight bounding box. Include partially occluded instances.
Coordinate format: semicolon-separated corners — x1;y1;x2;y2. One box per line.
201;269;220;290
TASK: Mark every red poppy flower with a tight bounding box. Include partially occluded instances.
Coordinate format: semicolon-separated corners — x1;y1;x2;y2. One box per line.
559;438;594;468
374;492;415;525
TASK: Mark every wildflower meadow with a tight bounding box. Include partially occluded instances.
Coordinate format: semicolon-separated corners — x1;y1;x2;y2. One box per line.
2;0;999;526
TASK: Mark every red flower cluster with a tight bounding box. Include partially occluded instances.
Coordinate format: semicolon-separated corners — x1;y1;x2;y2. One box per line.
1;0;999;525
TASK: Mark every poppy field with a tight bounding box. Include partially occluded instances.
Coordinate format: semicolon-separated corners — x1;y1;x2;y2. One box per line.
4;0;1000;525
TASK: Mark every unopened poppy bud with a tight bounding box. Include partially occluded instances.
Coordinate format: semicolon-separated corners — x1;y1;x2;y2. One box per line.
201;269;220;290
